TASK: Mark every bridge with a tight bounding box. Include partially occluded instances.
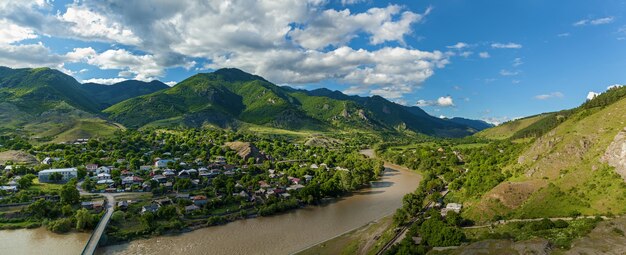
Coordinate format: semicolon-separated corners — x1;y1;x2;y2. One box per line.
80;193;115;255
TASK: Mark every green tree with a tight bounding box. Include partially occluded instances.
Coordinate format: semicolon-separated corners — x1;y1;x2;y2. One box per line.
49;172;63;183
17;174;36;188
60;182;80;205
75;208;92;230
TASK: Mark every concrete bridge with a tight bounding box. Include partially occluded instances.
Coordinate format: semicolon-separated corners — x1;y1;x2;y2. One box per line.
80;194;115;255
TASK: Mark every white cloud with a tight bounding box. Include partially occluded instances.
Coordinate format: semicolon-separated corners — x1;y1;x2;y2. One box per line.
512;57;523;67
416;96;454;107
0;19;37;44
586;91;599;100
289;5;429;49
165;81;177;86
59;5;141;45
491;42;522;49
481;116;520;126
478;52;490;58
500;69;520;76
459;51;473;58
81;77;127;85
534;92;564;100
341;0;367;5
574;16;614;26
447;42;468;49
607;84;624;90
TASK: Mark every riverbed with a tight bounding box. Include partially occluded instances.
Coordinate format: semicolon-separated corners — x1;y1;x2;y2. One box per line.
98;162;421;254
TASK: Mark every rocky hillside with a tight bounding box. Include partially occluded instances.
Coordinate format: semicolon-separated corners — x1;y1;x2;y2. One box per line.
465;86;626;222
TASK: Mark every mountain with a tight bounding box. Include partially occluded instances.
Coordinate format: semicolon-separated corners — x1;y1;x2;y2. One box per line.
465;85;626;222
105;68;481;137
0;66;120;142
82;80;169;110
445;117;494;131
0;66;97;114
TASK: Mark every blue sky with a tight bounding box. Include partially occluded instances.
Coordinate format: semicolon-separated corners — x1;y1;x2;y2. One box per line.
1;0;625;124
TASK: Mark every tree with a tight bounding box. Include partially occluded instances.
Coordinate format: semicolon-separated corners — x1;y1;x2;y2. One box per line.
75;208;92;230
60;182;80;205
17;174;36;189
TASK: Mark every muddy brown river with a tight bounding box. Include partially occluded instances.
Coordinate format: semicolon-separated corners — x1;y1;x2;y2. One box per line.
0;150;421;255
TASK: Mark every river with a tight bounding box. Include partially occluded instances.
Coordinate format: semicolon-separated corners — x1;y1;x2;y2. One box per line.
99;155;420;254
0;227;90;254
0;151;420;255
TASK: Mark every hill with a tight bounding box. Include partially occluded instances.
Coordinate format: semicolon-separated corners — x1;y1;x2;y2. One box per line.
82;80;169;109
464;85;626;222
105;68;481;137
446;117;494;131
0;66;122;142
475;114;548;140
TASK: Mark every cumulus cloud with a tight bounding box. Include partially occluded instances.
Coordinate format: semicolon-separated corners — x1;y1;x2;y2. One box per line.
0;0;448;99
0;19;37;44
534;92;564;100
586;91;599;100
289;5;429;49
512;57;523;67
416;96;454;107
491;42;522;49
478;52;490;58
81;77;127;85
574;16;614;26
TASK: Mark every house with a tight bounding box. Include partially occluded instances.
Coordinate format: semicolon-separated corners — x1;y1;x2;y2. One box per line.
154;159;174;168
185;204;200;213
192;195;207;206
178;170;191;178
97;173;111;180
117;200;128;210
152;175;167;183
215;156;226;164
0;186;17;192
175;193;190;200
141;204;160;214
139;165;152;171
120;170;132;177
287;184;305;191
42;157;52;165
86;164;98;172
4;165;12;172
154;198;173;206
81;200;105;211
97;179;114;185
310;164;319;169
122;176;144;185
303;174;313;182
38;168;78;183
441;203;463;216
96;166;111;174
163;170;176;178
235;191;249;199
288;177;301;185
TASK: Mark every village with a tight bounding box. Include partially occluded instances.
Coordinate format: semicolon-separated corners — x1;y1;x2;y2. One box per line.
0;130;383;243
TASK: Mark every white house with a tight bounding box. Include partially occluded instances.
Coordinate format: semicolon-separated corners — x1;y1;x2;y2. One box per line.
38;168;78;183
97;173;111;180
96;166;111;174
154;159;174;168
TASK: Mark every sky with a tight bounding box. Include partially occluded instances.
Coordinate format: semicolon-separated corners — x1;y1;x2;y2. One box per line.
1;0;625;124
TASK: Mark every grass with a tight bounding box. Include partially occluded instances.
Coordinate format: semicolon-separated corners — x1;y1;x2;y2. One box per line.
297;215;395;255
28;179;63;193
464;218;601;249
475;114;548;140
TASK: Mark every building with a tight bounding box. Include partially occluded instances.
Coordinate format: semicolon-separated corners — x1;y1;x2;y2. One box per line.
86;164;98;172
38;168;78;183
96;166;111;174
154;159;174;168
441;203;463;216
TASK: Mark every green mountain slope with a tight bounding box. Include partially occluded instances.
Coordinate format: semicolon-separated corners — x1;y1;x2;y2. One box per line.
0;66;121;142
465;86;626;222
82;80;169;109
105;68;479;137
